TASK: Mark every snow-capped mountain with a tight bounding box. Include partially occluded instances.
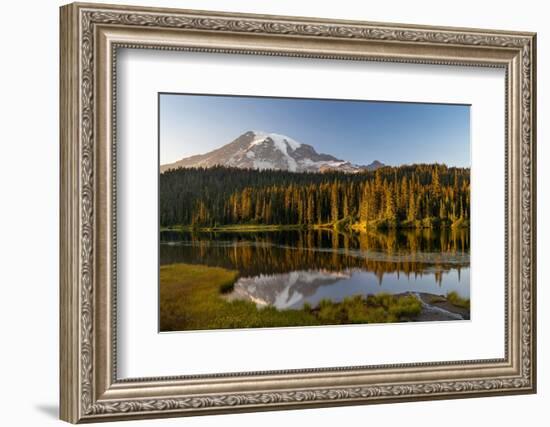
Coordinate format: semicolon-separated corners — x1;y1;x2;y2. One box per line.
160;130;384;173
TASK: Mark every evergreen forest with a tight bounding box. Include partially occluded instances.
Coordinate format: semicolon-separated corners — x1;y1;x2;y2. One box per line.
159;164;470;230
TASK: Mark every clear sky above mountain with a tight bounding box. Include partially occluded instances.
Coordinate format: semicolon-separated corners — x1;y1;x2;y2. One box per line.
160;93;470;167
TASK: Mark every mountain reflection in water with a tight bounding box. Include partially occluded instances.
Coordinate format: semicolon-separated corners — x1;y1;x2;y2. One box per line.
160;228;470;309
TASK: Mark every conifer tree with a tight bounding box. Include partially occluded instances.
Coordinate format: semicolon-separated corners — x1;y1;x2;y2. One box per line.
331;182;339;223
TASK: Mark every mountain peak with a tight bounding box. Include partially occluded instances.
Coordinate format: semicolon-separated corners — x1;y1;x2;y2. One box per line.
368;160;384;168
160;131;384;173
248;131;302;152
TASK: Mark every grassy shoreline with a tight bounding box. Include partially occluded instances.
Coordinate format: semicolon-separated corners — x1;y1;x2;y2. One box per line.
160;263;469;332
161;218;470;233
161;224;307;233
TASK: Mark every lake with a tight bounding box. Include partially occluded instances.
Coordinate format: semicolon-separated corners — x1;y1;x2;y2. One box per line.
160;228;470;311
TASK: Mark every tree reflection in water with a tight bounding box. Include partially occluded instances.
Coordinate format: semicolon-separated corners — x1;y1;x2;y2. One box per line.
160;228;469;287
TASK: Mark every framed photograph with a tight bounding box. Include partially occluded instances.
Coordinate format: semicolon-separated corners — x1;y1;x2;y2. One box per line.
60;2;537;423
158;94;473;331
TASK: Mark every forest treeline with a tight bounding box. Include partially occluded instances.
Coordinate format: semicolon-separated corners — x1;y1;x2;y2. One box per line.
160;164;470;229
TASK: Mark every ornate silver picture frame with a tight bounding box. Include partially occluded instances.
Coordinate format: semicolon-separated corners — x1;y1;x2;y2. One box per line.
60;2;536;423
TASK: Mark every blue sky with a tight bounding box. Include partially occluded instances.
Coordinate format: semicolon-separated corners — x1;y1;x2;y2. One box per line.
159;93;470;167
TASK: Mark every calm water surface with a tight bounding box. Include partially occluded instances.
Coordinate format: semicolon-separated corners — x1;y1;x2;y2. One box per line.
160;228;470;309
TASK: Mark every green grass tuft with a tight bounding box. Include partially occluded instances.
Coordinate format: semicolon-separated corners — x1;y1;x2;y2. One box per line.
446;291;470;309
